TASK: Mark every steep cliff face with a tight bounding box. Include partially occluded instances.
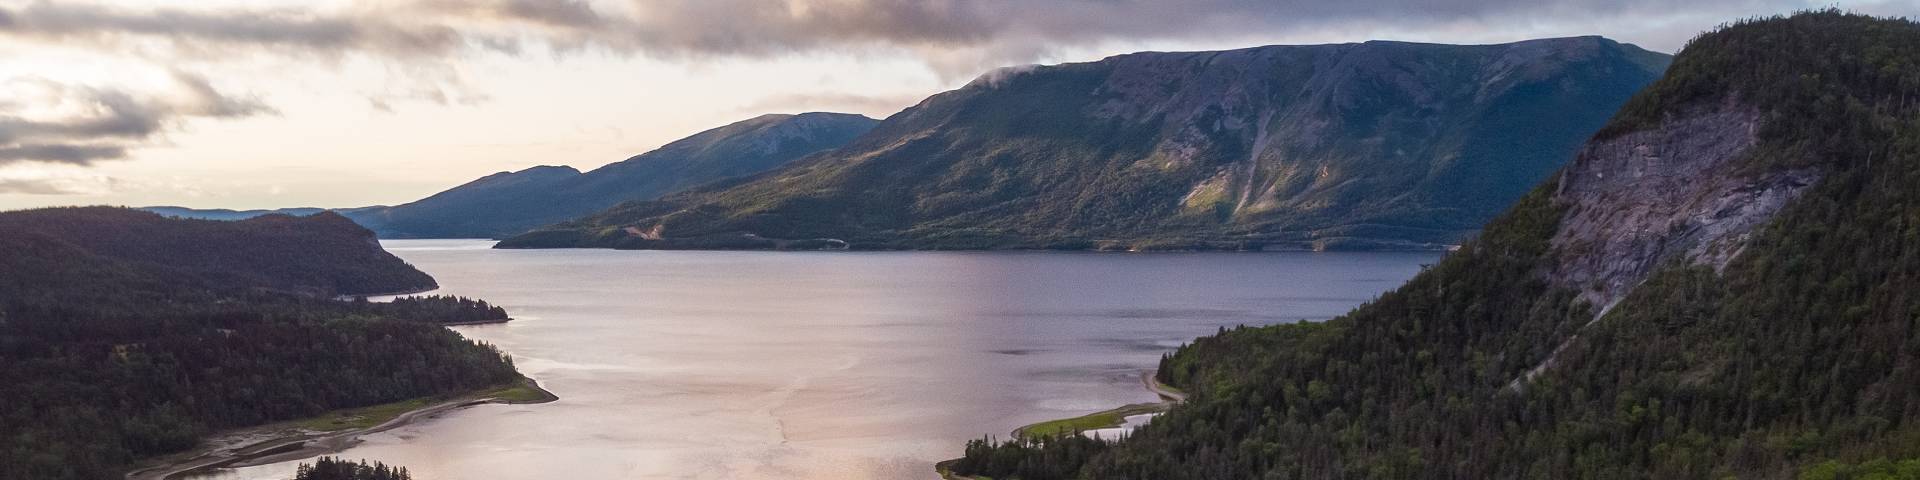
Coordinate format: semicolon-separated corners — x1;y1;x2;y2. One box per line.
1548;99;1820;312
503;37;1669;251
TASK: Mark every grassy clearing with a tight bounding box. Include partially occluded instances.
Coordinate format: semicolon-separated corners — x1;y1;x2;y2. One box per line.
290;377;554;432
479;378;559;404
1013;402;1168;440
293;398;433;432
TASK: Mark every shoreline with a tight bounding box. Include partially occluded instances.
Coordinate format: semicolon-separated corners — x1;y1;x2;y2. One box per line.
338;285;440;299
438;317;514;327
1011;371;1187;439
937;370;1188;479
495;243;1458;253
125;377;556;480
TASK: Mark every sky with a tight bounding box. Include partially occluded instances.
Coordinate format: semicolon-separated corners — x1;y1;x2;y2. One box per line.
0;0;1915;211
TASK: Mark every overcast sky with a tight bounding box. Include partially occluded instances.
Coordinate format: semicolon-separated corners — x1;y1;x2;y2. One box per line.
0;0;1913;210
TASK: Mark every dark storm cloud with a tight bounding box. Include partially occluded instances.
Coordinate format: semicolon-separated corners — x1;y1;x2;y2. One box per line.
0;2;460;57
0;144;126;164
0;74;272;166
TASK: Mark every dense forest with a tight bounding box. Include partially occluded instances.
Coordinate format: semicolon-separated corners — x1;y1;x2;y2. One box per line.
290;457;413;480
951;11;1920;480
0;207;524;480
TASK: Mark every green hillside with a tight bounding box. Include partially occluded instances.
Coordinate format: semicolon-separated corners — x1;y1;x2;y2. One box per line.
949;11;1920;480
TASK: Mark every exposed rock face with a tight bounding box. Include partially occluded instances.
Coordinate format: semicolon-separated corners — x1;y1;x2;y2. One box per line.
1549;99;1820;312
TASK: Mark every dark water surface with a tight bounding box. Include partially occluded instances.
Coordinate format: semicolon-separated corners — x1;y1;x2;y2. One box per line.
197;240;1438;479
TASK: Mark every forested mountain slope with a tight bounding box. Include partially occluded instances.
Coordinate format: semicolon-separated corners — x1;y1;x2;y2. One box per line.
0;207;525;480
951;11;1920;479
501;37;1668;251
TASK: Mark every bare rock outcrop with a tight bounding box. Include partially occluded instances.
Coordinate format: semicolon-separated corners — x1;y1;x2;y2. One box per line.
1548;99;1820;314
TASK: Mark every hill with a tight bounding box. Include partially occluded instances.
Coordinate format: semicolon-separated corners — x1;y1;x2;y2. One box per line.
0;207;435;297
947;11;1920;479
347;112;877;238
500;37;1669;251
0;207;526;480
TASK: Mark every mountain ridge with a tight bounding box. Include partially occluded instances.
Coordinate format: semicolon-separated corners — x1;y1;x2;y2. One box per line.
502;36;1669;251
346;111;879;239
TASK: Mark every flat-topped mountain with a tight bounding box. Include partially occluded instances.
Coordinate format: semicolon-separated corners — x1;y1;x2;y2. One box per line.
502;36;1668;251
949;10;1920;479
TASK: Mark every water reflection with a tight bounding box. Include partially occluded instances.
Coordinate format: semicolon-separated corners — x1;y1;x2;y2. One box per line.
195;241;1437;480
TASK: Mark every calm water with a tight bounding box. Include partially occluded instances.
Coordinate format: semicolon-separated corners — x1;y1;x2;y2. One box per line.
196;240;1437;480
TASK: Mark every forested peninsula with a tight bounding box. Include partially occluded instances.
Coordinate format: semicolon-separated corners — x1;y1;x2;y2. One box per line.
0;207;543;480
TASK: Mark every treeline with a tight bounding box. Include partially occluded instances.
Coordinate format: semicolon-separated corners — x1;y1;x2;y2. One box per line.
951;435;1111;480
0;208;524;480
360;295;511;324
292;457;412;480
950;11;1920;480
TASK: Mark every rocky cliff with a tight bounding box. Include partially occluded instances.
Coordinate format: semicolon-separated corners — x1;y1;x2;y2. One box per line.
1548;98;1820;313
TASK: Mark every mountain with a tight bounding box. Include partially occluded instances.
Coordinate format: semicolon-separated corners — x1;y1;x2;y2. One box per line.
0;207;434;297
346;112;877;238
143;205;334;221
0;207;525;480
948;11;1920;479
500;37;1669;251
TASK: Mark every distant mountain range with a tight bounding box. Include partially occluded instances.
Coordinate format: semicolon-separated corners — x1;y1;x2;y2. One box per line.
500;36;1669;251
146;112;877;238
142;206;337;221
152;37;1666;251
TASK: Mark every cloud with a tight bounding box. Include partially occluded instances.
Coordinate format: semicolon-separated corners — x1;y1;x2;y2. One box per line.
0;177;84;194
966;64;1040;89
2;0;1871;80
0;144;127;163
0;167;118;195
0;2;463;58
0;73;273;166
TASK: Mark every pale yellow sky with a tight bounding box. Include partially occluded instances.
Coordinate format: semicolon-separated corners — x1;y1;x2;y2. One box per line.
0;0;1911;211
